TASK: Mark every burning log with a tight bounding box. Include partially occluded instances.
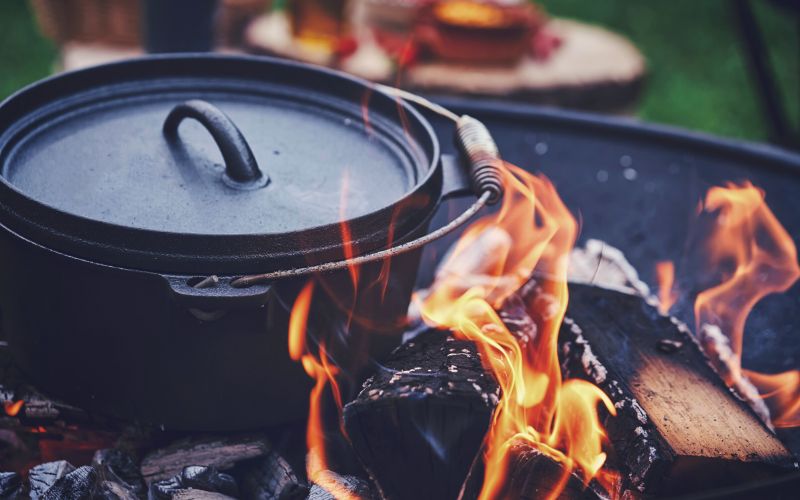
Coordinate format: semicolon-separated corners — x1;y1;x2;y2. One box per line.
343;330;499;500
140;434;271;483
557;282;797;495
462;442;601;500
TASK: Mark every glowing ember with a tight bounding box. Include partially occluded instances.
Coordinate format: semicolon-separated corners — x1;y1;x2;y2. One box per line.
3;399;24;417
418;164;616;498
658;181;800;429
654;261;677;315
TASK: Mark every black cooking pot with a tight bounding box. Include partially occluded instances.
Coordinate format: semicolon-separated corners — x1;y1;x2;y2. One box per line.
0;55;498;430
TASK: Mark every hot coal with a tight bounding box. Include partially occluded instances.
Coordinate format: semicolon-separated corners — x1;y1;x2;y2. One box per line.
237;451;308;500
0;472;22;499
150;466;238;499
344;329;498;500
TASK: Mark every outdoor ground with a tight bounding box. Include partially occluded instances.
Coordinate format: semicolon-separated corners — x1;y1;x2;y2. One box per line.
0;0;797;143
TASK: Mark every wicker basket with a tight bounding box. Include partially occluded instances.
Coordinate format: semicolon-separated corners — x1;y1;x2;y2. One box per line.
29;0;141;46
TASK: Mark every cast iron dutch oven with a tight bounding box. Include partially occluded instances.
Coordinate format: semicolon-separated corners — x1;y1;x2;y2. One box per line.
0;55;501;430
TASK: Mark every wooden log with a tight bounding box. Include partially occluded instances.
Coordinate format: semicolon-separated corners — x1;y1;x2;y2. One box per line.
236;450;308;500
149;466;239;500
343;330;499;500
461;442;601;500
141;434;271;484
307;470;375;500
555;282;797;495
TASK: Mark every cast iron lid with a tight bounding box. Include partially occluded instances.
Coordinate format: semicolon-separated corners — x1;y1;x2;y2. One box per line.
0;55;441;274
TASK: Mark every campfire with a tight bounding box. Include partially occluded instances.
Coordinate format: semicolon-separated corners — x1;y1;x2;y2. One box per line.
1;55;799;500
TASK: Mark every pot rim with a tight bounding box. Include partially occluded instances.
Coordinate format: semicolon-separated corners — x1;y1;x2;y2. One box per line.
0;54;443;274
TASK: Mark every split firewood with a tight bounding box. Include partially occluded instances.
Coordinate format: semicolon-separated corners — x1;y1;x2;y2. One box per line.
343;330;499;500
555;282;797;495
141;434;271;483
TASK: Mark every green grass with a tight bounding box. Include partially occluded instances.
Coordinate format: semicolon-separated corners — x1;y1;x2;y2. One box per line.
0;0;56;99
541;0;799;142
0;0;797;142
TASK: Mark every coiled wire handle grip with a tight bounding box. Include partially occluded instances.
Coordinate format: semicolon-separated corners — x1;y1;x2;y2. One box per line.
163;100;268;188
455;115;505;205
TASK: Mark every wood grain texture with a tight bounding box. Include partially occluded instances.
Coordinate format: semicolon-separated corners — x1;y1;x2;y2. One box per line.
558;282;796;494
140;434;271;484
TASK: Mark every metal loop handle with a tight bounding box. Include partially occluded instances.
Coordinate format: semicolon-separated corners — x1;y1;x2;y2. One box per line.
231;190;492;288
163;99;268;189
230;113;504;288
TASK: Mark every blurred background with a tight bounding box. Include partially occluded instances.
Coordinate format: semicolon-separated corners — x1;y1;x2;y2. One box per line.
0;0;797;146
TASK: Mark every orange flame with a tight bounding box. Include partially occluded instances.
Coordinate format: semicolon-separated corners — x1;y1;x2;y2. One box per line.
655;261;678;315
691;181;800;427
3;400;24;417
289;280;352;498
419;164;616;498
339;171;359;293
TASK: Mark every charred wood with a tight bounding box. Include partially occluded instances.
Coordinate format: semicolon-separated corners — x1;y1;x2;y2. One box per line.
462;442;601;500
236;451;308;500
170;491;237;500
141;434;271;484
0;472;23;499
307;470;375;500
40;465;97;500
343;330;498;500
94;480;139;500
557;282;797;495
149;466;238;500
92;448;147;498
29;461;75;500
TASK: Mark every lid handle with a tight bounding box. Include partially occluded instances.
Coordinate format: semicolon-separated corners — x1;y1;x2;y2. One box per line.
163;100;268;188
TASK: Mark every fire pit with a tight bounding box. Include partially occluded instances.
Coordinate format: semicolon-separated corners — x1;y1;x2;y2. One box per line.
1;57;799;500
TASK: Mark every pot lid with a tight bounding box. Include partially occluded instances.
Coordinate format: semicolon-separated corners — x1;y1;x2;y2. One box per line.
3;72;422;235
0;56;441;273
